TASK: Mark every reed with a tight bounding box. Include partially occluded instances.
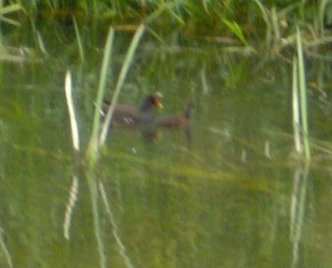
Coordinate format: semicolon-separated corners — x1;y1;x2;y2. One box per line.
63;59;106;267
86;26;115;165
253;0;272;45
84;24;145;268
0;3;23;26
318;0;330;36
11;0;332;57
0;227;13;268
63;20;146;263
296;27;310;160
222;18;249;46
82;27;115;268
292;56;301;154
291;27;310;161
99;24;145;145
73;17;85;62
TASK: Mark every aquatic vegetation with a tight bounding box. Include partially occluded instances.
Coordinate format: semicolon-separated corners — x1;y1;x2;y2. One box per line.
0;3;23;26
6;0;328;59
63;25;146;268
222;18;249;47
292;28;310;161
253;0;332;56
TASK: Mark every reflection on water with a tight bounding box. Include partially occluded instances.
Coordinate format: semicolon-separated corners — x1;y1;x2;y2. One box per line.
0;20;332;268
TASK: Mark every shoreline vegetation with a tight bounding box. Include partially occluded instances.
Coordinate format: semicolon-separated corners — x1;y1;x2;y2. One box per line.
2;1;332;56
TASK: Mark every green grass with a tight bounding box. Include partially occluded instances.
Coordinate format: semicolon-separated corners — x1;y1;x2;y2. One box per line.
0;3;23;26
73;16;85;62
296;27;310;161
86;24;145;268
9;0;329;58
86;26;115;164
98;24;145;145
291;27;310;161
0;227;13;268
63;24;146;268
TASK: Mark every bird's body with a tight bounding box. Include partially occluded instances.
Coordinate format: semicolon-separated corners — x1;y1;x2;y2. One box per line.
102;94;163;126
158;102;193;128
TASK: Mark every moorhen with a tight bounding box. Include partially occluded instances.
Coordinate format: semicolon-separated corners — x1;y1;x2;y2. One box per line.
102;93;163;126
158;102;193;143
158;102;193;128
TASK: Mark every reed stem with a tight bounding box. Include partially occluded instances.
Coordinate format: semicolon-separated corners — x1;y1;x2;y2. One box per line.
99;24;145;145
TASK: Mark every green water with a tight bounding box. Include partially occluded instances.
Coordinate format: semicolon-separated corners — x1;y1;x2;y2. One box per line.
0;19;332;268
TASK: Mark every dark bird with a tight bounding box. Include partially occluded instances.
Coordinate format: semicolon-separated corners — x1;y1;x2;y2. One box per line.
158;102;193;129
102;93;163;126
158;102;193;143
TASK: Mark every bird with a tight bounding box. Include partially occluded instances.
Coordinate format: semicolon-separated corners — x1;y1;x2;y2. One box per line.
102;93;163;126
158;102;193;129
158;102;193;143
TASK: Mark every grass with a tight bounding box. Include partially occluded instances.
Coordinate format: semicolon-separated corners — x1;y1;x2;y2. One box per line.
7;0;328;61
296;28;310;161
291;27;310;161
0;3;23;26
0;227;13;268
98;24;145;145
73;16;85;62
87;24;145;268
63;24;146;268
86;26;115;164
222;18;249;47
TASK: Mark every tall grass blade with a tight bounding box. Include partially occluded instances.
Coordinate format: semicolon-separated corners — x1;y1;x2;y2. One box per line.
253;0;272;46
145;2;180;25
253;0;270;27
292;56;302;154
0;227;13;268
36;30;48;55
319;0;329;35
73;17;85;62
85;25;136;268
84;26;145;268
164;2;185;25
296;27;310;160
271;7;280;41
200;66;209;95
223;19;248;46
0;3;23;26
110;0;122;17
202;0;210;13
87;27;115;161
0;16;20;26
65;71;80;151
99;24;145;145
0;4;23;14
82;28;111;266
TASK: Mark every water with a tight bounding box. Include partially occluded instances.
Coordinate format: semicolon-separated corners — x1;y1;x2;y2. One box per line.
0;19;332;268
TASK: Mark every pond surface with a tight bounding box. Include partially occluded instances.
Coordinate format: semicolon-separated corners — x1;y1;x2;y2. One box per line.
1;19;332;268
